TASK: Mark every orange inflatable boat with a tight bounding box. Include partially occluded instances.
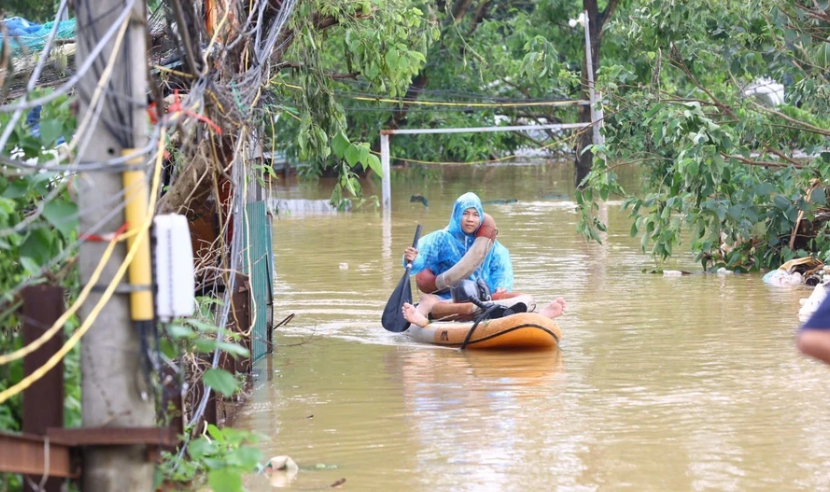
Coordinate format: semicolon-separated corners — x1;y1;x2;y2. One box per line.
406;312;562;349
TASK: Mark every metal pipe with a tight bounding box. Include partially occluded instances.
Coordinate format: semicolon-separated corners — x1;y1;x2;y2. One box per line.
381;122;590;136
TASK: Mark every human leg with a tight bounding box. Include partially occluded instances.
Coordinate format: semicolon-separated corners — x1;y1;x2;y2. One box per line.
401;294;442;328
538;297;567;320
402;302;430;328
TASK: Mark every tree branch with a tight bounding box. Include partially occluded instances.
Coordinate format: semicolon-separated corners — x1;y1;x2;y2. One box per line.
467;0;493;35
721;152;807;170
668;45;737;119
600;0;622;30
749;100;830;137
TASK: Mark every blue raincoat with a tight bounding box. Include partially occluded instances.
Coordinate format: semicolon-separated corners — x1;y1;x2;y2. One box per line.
404;192;514;293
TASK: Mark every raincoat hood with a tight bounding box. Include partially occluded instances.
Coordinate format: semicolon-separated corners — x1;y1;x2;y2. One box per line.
447;192;484;239
405;191;513;293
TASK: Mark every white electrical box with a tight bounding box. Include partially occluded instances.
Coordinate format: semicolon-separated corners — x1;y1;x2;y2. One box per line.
154;214;195;321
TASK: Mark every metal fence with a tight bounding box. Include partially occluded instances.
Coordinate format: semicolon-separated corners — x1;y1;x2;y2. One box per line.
242;200;273;364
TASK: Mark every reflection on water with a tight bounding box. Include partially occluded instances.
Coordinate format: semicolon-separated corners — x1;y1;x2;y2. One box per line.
238;162;830;491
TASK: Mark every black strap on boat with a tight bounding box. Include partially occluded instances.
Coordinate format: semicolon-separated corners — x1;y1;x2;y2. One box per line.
460;299;498;350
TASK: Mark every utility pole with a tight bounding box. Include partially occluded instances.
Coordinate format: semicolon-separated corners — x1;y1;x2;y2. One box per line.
76;0;155;490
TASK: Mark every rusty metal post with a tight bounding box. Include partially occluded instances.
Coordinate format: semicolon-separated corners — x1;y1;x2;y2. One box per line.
21;285;65;492
158;366;184;451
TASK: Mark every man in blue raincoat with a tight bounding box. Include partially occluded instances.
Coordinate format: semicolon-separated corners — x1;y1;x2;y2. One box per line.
401;192;566;327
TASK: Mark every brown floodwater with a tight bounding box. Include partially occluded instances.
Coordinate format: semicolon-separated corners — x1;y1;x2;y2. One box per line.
237;162;830;492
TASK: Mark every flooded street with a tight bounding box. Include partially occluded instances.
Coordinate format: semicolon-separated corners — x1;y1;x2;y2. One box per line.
237;162;830;491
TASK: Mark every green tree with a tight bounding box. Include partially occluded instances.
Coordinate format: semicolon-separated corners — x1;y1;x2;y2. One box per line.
2;1;59;23
578;0;830;271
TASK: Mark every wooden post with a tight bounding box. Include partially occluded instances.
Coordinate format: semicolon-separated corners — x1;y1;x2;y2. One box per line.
21;285;65;492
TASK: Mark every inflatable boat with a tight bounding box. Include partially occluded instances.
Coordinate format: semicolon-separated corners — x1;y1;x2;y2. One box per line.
406;312;561;349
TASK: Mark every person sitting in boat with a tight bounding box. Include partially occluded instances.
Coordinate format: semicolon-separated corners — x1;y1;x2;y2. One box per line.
401;191;567;325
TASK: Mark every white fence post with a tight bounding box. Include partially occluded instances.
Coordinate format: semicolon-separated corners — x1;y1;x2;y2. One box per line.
380;133;391;213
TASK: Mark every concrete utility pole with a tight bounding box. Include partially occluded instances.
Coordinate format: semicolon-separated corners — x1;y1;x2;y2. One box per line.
76;0;155;489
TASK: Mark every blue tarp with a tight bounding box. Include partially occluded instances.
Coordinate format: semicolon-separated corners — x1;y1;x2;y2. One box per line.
0;16;76;56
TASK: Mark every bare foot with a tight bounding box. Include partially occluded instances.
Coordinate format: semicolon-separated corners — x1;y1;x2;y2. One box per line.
538;297;567;319
402;302;430;328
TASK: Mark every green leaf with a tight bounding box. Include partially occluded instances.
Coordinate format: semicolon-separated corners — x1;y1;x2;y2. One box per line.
42;199;78;237
188;437;218;460
2;180;29;199
184;318;220;333
208;469;242;492
365;62;379;79
386;48;400;70
773;195;790;210
366;154;383;176
166;324;195;339
811;188;827;206
228;446;263;468
331;131;350;157
203;369;238;397
195;339;249;358
344;144;361;167
359;146;370;165
21;228;53;265
687;160;699;177
207;424;226;443
19;256;41;275
216;340;250;357
755;183;774;196
40;119;63;146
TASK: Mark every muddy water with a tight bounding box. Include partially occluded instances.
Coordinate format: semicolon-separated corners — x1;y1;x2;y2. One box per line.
237;162;830;492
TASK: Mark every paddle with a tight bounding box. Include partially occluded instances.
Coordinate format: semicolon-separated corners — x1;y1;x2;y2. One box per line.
381;224;422;332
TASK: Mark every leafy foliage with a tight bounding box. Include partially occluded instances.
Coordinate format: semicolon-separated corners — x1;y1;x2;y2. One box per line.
156;424;265;492
577;0;830;270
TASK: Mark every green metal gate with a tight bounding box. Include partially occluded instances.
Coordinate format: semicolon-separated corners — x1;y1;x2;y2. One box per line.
242;200;273;364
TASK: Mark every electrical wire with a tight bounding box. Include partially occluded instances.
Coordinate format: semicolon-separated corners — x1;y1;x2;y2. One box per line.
271;81;585;108
0;0;136;114
0;0;71;157
0;227;130;365
0;127;166;405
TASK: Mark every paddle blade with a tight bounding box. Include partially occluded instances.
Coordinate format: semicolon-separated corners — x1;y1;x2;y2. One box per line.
382;267;413;332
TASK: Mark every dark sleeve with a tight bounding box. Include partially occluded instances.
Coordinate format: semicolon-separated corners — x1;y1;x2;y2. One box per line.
803;292;830;331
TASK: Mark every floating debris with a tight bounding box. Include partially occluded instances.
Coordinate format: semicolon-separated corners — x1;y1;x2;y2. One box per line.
264;455;299;488
410;194;429;208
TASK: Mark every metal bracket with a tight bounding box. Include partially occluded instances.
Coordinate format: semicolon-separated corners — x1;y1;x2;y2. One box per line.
46;427;178;447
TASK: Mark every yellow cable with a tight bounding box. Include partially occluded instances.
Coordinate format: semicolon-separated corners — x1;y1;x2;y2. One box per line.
271;81;584;108
0;231;127;365
0;129;166;405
